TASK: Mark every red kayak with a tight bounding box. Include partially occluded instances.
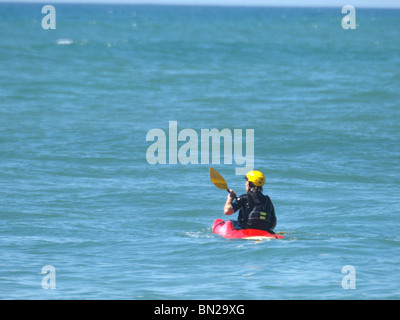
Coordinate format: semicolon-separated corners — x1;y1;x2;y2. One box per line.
212;219;284;240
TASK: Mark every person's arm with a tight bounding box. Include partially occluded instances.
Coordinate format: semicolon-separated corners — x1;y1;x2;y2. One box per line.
224;189;237;215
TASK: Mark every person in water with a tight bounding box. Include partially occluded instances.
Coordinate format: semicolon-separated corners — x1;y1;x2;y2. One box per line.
224;170;277;233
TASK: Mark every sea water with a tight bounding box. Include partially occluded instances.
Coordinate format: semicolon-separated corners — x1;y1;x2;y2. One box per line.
0;3;399;300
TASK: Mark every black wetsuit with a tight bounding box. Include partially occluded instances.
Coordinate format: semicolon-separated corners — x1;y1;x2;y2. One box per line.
231;190;277;233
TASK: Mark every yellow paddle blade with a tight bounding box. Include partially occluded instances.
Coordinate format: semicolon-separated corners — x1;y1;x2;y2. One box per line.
209;167;228;190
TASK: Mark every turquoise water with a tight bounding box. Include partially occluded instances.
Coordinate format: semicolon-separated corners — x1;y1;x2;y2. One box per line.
1;3;399;300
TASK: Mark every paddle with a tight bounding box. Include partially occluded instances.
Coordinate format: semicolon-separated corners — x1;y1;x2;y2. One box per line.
209;167;236;198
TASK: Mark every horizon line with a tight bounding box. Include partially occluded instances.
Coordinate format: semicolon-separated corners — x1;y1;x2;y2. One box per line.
1;1;400;9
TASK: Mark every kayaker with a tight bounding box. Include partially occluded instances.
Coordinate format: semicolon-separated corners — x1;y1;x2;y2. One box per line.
223;170;277;233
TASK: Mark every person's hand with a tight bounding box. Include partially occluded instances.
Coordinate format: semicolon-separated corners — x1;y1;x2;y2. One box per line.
227;189;236;200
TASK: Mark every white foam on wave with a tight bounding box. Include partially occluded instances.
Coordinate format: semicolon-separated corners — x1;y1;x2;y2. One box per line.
56;38;73;45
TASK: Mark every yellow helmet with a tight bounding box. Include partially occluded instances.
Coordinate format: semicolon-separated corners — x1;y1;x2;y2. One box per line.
245;170;265;187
